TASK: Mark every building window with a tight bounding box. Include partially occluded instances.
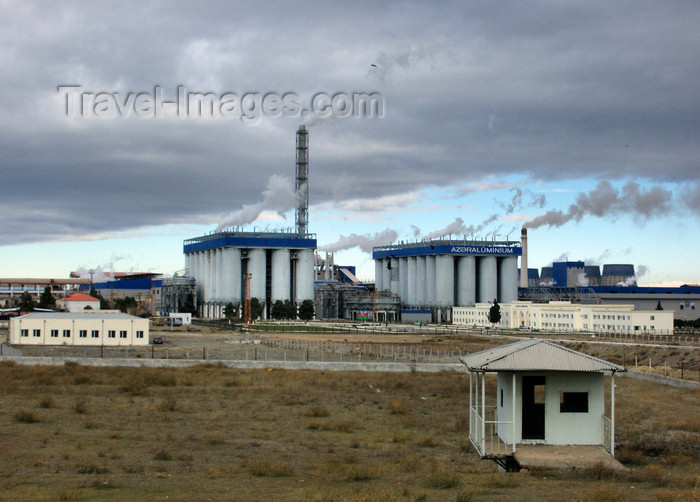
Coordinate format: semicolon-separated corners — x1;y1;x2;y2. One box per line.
119;330;127;338
79;330;87;338
33;329;41;337
50;329;59;338
63;329;71;338
20;329;28;337
136;331;144;339
560;392;588;413
91;330;99;338
650;315;655;320
108;330;116;338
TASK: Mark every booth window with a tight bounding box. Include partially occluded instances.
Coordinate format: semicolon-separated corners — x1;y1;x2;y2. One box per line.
560;392;588;413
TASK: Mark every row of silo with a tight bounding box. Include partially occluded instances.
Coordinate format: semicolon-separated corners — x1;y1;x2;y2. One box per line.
185;239;315;318
374;254;518;307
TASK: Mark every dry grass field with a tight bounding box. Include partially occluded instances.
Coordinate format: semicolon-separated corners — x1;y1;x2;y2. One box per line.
0;359;698;501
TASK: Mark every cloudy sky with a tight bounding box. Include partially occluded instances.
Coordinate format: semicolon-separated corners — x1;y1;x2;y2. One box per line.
1;1;699;285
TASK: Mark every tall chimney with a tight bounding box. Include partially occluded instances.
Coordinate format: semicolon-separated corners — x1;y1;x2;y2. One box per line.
295;125;309;235
520;227;528;289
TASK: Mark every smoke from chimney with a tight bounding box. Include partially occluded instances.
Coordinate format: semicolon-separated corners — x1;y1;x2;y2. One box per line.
217;174;296;230
320;229;398;254
524;180;672;229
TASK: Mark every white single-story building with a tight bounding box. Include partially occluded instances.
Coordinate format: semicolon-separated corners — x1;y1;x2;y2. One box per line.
59;292;101;312
168;312;192;325
453;301;674;334
460;338;626;470
9;312;149;346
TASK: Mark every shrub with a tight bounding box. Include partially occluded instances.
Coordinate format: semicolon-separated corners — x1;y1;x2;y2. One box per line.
157;398;177;412
246;459;294;477
15;410;40;423
73;398;89;415
154;449;173;461
415;436;439;448
387;400;407;415
120;376;147;396
424;470;462;489
39;396;55;409
303;405;330;417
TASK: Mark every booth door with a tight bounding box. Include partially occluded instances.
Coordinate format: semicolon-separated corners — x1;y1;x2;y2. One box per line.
522;376;545;440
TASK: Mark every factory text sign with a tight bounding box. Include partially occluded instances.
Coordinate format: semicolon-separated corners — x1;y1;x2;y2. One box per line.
372;244;521;259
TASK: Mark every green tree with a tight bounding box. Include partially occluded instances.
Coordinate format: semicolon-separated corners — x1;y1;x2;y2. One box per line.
488;299;501;326
270;300;286;320
298;299;315;321
655;301;663;311
249;297;263;321
283;300;297;320
114;296;137;313
89;287;111;310
38;286;56;310
224;302;236;318
18;291;35;312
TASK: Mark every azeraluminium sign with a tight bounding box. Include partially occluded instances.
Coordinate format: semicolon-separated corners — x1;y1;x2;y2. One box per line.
372;244;522;259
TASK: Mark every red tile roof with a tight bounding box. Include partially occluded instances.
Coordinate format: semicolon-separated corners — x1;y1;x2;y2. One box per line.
64;293;100;302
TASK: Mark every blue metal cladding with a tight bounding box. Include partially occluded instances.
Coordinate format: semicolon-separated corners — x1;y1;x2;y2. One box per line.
602;264;635;277
183;235;317;253
372;244;521;259
80;278;162;291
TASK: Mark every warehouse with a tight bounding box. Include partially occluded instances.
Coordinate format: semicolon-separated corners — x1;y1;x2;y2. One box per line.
373;239;521;322
9;312;150;346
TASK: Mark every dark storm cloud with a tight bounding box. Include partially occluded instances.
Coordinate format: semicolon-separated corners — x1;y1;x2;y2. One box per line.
1;1;699;245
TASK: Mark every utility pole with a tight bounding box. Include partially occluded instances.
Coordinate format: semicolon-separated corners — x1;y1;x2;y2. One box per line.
244;273;252;329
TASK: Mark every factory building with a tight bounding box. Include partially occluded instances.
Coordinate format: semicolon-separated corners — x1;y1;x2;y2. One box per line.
184;231;316;318
454;301;674;334
183;125;316;319
372;239;521;322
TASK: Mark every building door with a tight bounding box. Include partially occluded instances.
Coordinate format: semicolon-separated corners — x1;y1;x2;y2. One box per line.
522;376;545;440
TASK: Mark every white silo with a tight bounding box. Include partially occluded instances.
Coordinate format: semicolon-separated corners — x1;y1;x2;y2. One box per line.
478;256;498;303
416;257;426;305
271;248;291;303
375;259;384;291
425;255;436;305
498;256;518;303
295;248;315;303
456;255;476;306
435;255;455;306
407;257;417;305
382;259;391;292
390;258;399;294
247;248;267;301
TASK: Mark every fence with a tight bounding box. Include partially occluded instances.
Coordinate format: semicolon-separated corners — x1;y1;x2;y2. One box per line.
1;332;469;365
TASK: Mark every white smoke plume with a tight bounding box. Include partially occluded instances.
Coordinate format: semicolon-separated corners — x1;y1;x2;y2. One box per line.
217;174;296;230
73;266;111;283
576;272;590;287
320;229;398;254
616;264;649;286
499;188;546;215
524;180;672;229
423;214;498;240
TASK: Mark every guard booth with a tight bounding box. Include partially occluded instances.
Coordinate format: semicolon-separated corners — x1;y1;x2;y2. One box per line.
460;338;626;471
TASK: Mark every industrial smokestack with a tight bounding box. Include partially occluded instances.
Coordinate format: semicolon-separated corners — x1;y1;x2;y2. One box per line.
295;125;309;235
520;227;528;289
